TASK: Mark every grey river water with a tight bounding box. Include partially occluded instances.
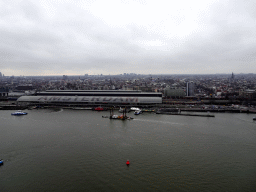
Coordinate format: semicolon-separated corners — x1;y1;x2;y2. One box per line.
0;109;256;192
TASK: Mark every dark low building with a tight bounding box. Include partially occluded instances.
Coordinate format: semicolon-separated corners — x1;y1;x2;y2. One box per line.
15;85;34;91
0;87;9;97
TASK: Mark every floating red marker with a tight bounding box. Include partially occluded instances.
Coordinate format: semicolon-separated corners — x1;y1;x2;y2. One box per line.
126;160;130;165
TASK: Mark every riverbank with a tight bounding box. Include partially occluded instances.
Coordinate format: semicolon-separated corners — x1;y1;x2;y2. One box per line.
1;101;256;113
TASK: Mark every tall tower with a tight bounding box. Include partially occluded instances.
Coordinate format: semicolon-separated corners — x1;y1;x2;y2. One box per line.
186;81;195;96
230;72;235;84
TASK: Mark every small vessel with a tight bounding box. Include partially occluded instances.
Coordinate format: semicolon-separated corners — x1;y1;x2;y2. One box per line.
119;107;131;113
253;117;256;121
134;110;142;115
110;114;119;119
126;160;130;165
11;110;28;116
119;107;124;113
94;107;104;111
130;107;140;111
0;159;3;166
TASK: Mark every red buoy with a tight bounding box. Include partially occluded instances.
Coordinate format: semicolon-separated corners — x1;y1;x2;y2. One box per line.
126;160;130;165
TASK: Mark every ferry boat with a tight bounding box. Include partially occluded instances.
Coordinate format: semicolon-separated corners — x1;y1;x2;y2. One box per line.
11;110;28;116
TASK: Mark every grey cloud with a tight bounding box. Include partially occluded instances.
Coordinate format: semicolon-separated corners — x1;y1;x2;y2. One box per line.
1;0;256;75
20;0;42;21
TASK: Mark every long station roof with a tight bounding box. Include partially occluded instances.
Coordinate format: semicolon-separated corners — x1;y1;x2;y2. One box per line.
17;96;162;104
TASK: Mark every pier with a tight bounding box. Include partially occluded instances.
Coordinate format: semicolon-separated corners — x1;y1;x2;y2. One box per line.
158;113;215;117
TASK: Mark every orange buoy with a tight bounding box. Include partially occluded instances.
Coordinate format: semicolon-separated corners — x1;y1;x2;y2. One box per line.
126;160;130;165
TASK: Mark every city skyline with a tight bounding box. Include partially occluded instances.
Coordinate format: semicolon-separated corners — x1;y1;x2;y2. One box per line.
1;72;255;78
1;0;256;76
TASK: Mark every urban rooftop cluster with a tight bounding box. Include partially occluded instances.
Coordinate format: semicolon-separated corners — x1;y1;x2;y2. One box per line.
0;72;256;101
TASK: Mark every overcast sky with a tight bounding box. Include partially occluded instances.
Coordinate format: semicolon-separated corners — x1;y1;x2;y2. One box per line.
1;0;256;76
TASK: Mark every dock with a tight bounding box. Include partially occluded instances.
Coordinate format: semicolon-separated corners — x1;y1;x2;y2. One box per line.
174;113;214;117
156;113;214;117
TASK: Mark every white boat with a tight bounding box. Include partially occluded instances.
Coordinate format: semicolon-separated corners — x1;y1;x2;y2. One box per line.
119;107;124;113
11;110;28;116
110;115;119;119
130;107;140;111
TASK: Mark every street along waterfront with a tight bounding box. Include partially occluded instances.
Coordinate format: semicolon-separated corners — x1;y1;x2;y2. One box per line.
0;109;256;191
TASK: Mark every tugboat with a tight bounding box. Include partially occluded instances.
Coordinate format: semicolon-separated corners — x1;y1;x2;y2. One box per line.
109;108;133;120
11;110;28;116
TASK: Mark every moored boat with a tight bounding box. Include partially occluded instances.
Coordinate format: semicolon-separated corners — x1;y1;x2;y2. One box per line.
130;107;140;111
94;107;104;111
142;109;155;112
72;107;92;110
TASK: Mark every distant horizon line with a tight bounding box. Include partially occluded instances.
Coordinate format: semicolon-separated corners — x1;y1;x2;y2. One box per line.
2;72;255;77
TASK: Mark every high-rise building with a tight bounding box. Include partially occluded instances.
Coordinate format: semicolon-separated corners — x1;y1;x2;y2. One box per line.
229;72;235;83
186;81;195;96
231;72;234;79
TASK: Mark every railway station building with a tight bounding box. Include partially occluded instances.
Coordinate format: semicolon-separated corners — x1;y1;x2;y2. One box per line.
17;90;162;107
